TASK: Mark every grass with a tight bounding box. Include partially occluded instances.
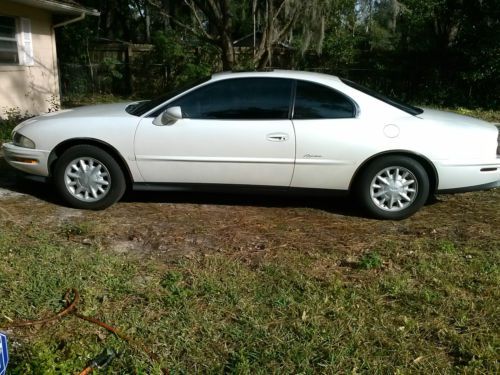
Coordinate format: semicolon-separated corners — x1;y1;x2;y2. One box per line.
358;251;383;269
0;218;498;373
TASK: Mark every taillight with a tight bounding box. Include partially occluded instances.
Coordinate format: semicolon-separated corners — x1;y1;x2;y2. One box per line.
497;125;500;155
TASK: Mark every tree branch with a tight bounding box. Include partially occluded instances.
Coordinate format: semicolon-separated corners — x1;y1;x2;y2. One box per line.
146;0;218;43
276;8;299;41
183;0;214;40
273;0;291;23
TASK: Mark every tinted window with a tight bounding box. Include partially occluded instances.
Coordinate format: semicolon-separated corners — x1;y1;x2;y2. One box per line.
293;81;355;119
340;78;423;116
169;78;293;120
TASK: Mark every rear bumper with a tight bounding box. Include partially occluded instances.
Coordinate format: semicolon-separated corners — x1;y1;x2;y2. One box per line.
438;180;500;194
435;158;500;193
1;142;50;176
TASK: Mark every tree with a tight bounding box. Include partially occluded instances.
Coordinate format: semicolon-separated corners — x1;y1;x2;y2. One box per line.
56;0;499;107
146;0;349;70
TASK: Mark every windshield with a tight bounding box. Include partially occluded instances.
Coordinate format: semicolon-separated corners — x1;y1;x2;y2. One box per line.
340;78;423;116
126;76;211;116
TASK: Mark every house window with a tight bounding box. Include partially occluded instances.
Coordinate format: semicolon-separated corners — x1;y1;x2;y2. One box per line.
0;16;19;64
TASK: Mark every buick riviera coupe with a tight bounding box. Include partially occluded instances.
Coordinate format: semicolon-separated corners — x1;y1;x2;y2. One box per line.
3;70;500;219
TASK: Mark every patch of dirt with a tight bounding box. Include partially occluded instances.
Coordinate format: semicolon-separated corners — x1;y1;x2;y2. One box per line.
0;188;23;198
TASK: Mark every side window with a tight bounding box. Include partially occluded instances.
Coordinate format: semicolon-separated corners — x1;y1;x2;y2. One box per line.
169;78;293;120
293;80;355;119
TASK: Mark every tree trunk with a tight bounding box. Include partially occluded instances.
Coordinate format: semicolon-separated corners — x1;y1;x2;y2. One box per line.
221;33;234;70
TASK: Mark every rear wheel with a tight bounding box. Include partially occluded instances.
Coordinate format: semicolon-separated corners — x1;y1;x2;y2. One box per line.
356;156;430;220
54;145;126;210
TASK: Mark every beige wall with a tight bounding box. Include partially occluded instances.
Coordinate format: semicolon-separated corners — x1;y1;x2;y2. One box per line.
0;1;60;117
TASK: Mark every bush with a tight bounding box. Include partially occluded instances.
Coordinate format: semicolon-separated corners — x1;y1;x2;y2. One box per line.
0;107;32;142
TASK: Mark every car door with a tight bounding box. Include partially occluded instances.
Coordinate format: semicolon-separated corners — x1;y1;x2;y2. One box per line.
134;77;296;186
290;80;361;190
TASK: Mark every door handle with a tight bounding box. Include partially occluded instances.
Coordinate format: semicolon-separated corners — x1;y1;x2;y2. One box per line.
266;133;289;142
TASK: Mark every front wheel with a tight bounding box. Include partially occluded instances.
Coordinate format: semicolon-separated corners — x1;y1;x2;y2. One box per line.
355;156;430;220
53;145;126;210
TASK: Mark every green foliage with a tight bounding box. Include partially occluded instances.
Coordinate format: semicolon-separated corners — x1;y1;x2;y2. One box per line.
358;251;383;269
437;240;457;254
101;57;124;80
59;0;499;107
352;0;500;107
0;107;31;142
148;30;215;92
60;221;93;237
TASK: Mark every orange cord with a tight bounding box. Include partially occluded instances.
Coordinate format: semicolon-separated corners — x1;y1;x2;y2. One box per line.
78;367;93;375
2;288;160;371
4;288;80;327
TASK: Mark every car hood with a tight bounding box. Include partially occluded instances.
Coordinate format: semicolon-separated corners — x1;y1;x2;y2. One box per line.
44;102;136;118
28;102;133;122
13;102;139;133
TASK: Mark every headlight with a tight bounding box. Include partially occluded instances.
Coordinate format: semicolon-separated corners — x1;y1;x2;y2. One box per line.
13;132;36;149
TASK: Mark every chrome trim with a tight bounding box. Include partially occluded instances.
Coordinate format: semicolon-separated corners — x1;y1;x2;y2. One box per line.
135;156;295;164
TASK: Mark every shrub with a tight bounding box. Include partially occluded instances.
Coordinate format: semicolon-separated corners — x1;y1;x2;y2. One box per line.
0;107;31;142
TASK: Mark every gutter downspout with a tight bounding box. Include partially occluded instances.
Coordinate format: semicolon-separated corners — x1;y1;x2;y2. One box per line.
52;12;86;29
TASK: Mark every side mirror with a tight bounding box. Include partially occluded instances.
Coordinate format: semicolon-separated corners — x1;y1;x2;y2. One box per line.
153;106;183;126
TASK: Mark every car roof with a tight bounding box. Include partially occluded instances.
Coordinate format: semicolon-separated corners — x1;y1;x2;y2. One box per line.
210;70;342;83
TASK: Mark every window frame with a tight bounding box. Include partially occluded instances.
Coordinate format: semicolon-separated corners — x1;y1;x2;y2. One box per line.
0;15;20;66
291;79;359;120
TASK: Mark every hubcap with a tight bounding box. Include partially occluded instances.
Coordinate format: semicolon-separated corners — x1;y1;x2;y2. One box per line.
64;157;111;202
370;166;418;212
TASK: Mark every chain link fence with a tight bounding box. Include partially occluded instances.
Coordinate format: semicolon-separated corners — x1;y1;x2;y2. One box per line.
60;61;169;99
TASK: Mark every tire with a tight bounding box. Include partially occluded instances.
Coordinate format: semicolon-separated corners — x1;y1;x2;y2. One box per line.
355;156;430;220
53;145;126;210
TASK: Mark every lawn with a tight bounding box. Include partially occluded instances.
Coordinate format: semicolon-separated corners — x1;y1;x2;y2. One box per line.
0;109;499;374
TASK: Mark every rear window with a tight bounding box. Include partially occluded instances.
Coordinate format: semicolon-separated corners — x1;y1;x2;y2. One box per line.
340;78;423;116
294;80;355;119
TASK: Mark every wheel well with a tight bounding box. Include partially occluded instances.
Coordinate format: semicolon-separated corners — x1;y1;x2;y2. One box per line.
49;139;133;187
349;151;439;195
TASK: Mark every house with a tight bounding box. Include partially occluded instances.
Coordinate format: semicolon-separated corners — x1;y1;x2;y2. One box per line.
0;0;99;117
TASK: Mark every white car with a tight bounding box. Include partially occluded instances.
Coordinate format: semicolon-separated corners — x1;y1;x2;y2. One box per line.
3;70;500;219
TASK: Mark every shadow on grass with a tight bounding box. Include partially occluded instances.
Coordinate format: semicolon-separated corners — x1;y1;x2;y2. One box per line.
122;188;366;216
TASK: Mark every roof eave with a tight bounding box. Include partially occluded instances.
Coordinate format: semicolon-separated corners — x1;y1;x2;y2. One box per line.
9;0;100;16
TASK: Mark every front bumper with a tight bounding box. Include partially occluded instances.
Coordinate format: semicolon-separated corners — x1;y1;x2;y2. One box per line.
1;142;50;176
